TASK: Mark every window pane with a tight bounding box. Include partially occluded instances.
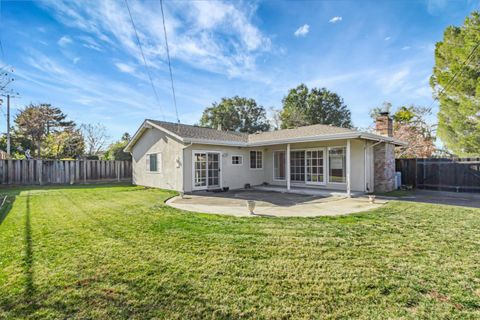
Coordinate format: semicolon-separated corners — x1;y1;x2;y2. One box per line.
274;151;286;180
250;151;262;169
250;151;256;168
329;147;346;183
150;154;157;172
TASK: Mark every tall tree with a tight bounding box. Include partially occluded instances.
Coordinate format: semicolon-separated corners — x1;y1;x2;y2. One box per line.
43;128;85;159
81;123;109;156
199;96;270;133
105;132;132;161
280;84;352;129
370;103;436;158
14;104;75;157
430;11;480;156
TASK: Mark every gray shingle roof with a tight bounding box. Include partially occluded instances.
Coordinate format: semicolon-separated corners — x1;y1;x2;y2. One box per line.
148;120;248;143
148;120;358;144
248;124;357;143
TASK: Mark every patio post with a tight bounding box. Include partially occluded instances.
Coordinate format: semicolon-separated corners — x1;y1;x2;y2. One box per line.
346;139;351;197
286;143;291;191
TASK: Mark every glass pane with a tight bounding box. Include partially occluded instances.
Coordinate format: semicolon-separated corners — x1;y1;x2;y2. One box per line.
329;147;346;183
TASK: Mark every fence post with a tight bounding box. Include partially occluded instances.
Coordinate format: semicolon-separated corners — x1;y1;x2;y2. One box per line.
38;160;43;185
83;160;87;184
117;161;120;182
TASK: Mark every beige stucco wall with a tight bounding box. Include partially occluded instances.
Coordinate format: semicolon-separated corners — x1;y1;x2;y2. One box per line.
183;144;266;192
131;128;184;191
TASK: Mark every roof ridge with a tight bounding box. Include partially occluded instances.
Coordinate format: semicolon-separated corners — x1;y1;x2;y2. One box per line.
147;119;248;136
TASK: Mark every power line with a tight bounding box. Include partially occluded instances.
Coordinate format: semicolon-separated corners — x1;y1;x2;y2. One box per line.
159;0;180;124
124;0;165;120
429;40;480;109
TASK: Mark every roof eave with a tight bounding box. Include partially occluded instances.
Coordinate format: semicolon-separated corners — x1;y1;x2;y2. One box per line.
183;138;247;147
124;120;152;153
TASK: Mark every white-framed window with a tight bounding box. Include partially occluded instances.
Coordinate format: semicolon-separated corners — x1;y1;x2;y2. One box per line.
273;151;286;180
231;155;243;165
328;147;346;183
249;150;263;169
290;150;305;182
146;153;162;172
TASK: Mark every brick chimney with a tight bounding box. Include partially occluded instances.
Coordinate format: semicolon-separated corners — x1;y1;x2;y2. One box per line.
375;112;393;137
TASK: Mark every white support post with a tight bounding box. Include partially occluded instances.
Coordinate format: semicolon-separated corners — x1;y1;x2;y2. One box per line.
286;143;291;191
346;139;351;198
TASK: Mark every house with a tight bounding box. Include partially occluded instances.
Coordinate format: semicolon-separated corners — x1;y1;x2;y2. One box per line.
124;113;404;196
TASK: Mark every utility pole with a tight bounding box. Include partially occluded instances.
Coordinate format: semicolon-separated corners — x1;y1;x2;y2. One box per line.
6;94;10;156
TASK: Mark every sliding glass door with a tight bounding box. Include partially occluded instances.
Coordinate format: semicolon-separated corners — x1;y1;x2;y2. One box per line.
193;151;221;190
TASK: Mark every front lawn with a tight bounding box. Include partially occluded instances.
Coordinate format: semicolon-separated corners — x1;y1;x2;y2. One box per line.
0;184;479;319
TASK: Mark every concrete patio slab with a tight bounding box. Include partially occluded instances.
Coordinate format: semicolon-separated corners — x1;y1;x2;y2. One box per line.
166;190;387;217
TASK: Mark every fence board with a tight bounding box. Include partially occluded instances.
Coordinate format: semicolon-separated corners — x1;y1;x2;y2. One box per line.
0;159;132;186
396;158;480;193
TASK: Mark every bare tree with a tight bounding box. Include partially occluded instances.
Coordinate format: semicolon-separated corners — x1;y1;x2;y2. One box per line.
81;123;109;156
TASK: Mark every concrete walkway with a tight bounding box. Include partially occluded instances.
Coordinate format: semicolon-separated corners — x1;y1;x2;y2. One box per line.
166;190;387;217
392;190;480;208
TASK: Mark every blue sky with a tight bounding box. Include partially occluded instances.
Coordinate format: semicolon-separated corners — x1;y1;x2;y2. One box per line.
0;0;478;142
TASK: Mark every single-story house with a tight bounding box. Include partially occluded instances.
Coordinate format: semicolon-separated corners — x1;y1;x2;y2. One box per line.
124;113;405;195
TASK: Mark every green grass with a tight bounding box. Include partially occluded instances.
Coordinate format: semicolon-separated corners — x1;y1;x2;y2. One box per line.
0;184;479;319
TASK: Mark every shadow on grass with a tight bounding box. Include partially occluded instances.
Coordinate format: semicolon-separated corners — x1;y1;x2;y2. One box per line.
0;190;20;226
0;182;134;193
24;193;35;302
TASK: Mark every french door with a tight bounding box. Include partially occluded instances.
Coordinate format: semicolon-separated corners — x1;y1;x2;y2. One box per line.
288;148;325;185
305;149;325;184
193;151;221;190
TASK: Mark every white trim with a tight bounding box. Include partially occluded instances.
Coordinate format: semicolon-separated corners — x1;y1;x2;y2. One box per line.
191;150;223;191
346;140;351;198
230;155;243;166
146;152;162;173
273;150;287;181
286;144;291;191
249;150;264;170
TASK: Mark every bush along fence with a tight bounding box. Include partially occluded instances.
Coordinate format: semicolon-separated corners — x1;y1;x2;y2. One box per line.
396;158;480;193
0;160;132;185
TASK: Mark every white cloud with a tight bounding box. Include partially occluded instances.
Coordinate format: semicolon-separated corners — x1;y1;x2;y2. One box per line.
329;16;342;23
384;36;391;41
58;35;72;46
294;24;310;37
73;57;80;64
115;62;135;74
40;0;271;78
402;46;411;50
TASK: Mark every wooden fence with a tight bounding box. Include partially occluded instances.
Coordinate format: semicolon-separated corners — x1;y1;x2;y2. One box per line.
396;158;480;192
0;160;132;185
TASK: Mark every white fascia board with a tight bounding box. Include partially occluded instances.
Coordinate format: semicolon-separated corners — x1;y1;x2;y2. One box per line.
124;120;151;152
247;132;363;147
358;132;407;146
145;120;185;142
